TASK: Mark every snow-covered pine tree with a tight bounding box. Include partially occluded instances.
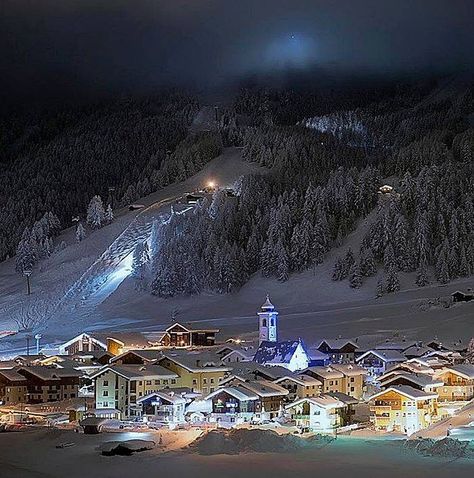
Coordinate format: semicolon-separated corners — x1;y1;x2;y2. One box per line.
435;240;450;284
87;195;105;229
132;242;149;278
15;228;37;274
276;238;289;282
349;262;362;288
332;256;346;281
376;276;385;297
383;243;396;272
46;212;61;236
105;204;114;223
415;260;429;287
359;247;377;277
458;245;471;277
344;248;355;275
385;266;400;293
76;222;86;242
209;189;226;220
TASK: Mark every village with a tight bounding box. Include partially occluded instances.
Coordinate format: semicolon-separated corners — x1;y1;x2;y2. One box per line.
0;296;473;440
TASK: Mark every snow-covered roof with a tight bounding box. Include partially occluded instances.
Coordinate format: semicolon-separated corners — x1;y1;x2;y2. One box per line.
316;339;358;351
91;364;178;380
374;340;417;351
326;391;359;405
204;386;259;402
220;349;253;362
273;374;322;387
59;333;107;351
286;394;346;410
136;391;186;405
237;379;289;397
402;345;435;357
370;385;438;401
356;349;407;363
253;340;305;365
110;349;160;363
0;369;27;382
17;366;83;381
379;373;444;389
305;366;344;380
159;351;231;373
261;294;275;310
306;349;330;361
435;364;474;380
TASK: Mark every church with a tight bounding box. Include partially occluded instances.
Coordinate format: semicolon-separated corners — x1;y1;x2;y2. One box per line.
253;295;310;372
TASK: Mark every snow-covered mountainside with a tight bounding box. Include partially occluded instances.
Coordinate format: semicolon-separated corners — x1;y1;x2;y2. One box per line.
1;80;474;356
0;147;263;351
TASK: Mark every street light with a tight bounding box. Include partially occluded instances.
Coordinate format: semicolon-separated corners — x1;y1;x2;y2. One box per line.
23;268;32;295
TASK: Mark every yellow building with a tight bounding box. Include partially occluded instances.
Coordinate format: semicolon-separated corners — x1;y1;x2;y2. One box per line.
273;374;322;401
434;365;474;402
0;369;28;404
369;385;438;435
304;363;366;399
157;351;231;395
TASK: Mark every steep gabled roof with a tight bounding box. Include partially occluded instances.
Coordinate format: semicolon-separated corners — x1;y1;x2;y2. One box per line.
356;349;406;363
204;386;259;402
136;390;186;405
316;339;358;351
90;364;178;381
379;373;444;390
370;385;438;401
110;349;160;363
253;340;306;365
0;369;27;382
285;394;346;410
435;364;474;380
159;350;231;373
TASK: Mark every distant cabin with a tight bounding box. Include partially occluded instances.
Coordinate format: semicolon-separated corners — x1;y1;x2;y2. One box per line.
378;185;394;194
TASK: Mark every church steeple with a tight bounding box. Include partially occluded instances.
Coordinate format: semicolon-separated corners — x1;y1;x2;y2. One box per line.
258;295;278;344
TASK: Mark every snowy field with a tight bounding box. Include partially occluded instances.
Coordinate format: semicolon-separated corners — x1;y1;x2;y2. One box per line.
0;428;472;478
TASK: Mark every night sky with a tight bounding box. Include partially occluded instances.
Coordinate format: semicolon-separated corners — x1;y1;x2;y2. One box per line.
2;0;474;104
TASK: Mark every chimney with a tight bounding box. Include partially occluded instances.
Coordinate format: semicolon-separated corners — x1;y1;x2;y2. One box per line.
196;359;201;368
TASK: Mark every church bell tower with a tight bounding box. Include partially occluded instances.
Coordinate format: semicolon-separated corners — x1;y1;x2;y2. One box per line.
258;295;278;344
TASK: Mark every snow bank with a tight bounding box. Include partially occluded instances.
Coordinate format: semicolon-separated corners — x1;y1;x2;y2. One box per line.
188;429;333;455
404;438;474;459
99;439;155;456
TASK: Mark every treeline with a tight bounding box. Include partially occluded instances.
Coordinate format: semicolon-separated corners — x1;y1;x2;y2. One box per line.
0;93;199;261
333;160;474;293
149;78;474;297
150;163;380;297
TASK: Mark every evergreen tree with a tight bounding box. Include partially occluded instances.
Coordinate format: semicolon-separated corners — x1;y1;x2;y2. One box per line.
87;195;105;229
344;248;355;275
349;262;362;288
76;222;86;242
276;239;289;282
332;256;346;281
415;261;429;287
385;266;400;293
15;228;37;274
360;247;377;277
383;243;396;272
376;277;385;297
105;204;114;223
